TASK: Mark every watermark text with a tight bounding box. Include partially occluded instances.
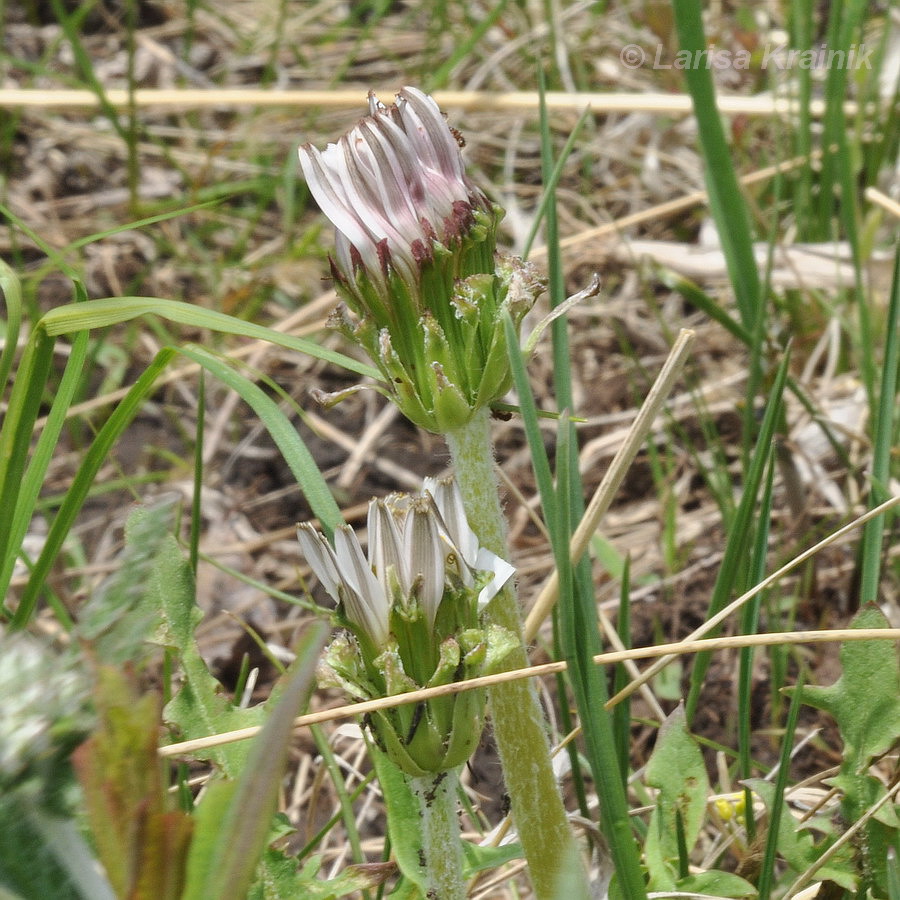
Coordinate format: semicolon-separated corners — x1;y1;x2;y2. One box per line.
619;42;873;72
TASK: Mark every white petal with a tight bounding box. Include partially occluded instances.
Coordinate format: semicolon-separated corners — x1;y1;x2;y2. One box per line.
334;525;390;646
368;110;457;227
473;546;516;611
331;137;419;284
367;89;388;116
355;118;430;245
368;498;410;594
296;523;342;602
426;476;479;571
404;500;445;630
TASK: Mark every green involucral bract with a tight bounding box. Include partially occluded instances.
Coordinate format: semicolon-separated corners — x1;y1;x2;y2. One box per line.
320;608;516;776
298;86;543;433
304;479;517;775
335;243;542;433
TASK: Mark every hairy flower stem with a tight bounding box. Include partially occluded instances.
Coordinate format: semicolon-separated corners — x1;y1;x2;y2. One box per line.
409;770;466;900
445;407;589;900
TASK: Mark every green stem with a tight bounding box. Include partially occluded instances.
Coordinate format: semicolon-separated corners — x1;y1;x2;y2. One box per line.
408;770;466;900
446;406;588;900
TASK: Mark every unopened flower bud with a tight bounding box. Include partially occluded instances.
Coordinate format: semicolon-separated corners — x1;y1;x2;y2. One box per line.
298;87;543;432
299;477;516;774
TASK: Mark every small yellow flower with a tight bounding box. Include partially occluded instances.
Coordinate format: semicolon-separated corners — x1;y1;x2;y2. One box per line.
714;792;746;825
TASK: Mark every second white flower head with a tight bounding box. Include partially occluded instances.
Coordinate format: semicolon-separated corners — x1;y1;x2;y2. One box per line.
297;477;514;649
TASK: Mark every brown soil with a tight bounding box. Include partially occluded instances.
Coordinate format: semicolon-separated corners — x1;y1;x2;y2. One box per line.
4;0;893;887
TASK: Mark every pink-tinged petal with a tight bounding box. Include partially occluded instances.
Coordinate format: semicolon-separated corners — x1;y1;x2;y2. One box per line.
334;525;390;646
365;112;456;229
396;87;466;185
355;119;427;240
325;141;405;251
362;114;425;203
330;139;421;285
345;125;425;256
297;144;378;259
296;523;342;602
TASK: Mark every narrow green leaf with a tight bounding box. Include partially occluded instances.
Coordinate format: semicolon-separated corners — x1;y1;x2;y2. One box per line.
368;745;427;893
425;0;510;89
38;296;380;381
12;350;178;627
685;349;791;719
175;346;342;536
183;623;327;900
670;0;761;332
521;103;592;259
0;259;22;394
859;245;900;607
504;311;646;900
658;269;752;346
737;449;776;845
0;329;89;622
755;673;807;900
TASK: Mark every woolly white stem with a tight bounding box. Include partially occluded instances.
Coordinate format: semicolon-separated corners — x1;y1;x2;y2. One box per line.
409;770;466;900
445;407;588;900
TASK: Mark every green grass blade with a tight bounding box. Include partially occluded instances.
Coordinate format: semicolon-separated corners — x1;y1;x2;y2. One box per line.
501;313;559;535
0;329;90;623
0;331;55;587
657;270;752;347
12;349;179;627
176;346;342;537
504;313;646;899
38;296;380;380
0;260;23;394
425;0;510;90
787;0;814;228
189;372;205;575
737;450;775;844
0;202;80;280
536;76;576;422
756;675;805;900
46;0;129;145
858;245;900;607
559;430;648;900
507;292;594;827
670;0;761;333
521;103;592;260
66;200;224;252
614;558;633;784
309;724;366;864
183;622;327;900
685;349;791;720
